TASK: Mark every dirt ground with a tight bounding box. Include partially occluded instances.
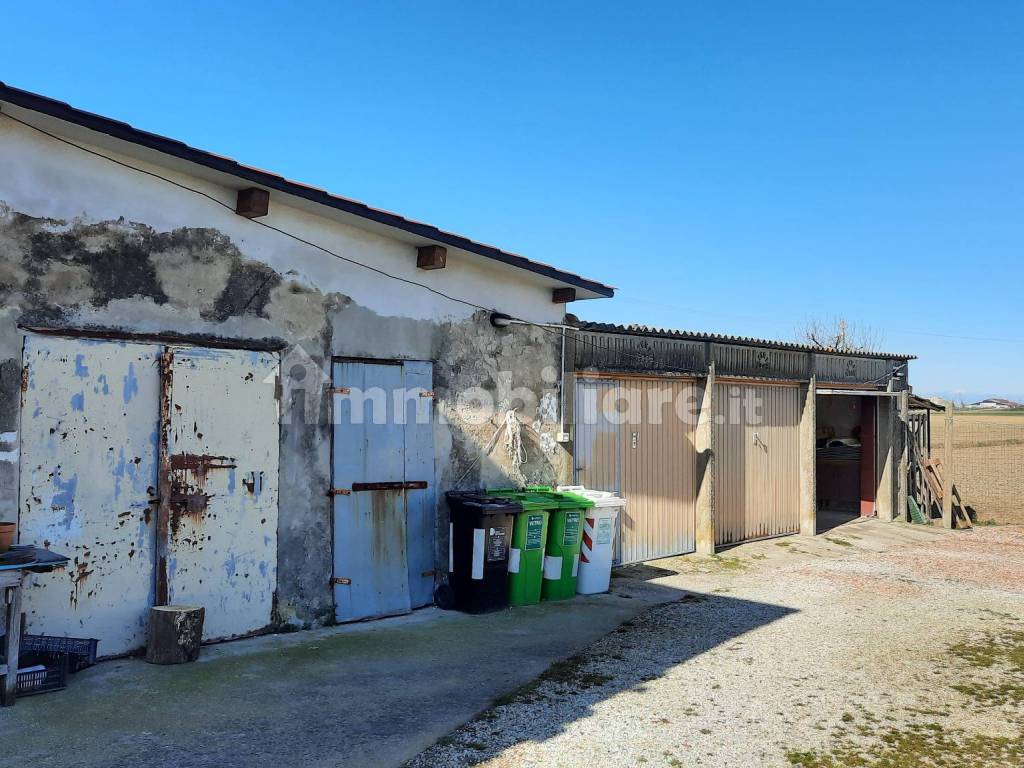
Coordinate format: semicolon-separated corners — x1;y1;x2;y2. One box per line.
408;519;1024;768
931;412;1024;525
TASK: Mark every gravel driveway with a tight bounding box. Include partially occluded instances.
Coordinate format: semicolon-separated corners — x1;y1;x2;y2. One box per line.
407;519;1024;767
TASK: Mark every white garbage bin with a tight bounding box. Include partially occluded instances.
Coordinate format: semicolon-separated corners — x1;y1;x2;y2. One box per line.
557;485;624;595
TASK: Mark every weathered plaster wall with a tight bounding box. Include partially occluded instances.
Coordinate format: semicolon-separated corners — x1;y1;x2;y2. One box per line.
0;117;572;626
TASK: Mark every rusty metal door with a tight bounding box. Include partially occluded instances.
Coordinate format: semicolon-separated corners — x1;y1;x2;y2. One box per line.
331;360;435;622
714;382;801;545
158;347;280;641
19;335;160;655
574;377;698;564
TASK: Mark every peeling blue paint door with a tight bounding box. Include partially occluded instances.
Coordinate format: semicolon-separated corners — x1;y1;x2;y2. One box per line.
18;335;161;656
18;336;280;654
162;347;280;642
332;360;435;622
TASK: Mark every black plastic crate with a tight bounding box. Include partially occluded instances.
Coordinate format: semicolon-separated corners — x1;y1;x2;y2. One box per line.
20;634;99;673
16;652;68;697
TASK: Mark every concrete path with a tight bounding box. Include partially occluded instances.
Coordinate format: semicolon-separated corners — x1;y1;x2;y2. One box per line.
0;579;681;768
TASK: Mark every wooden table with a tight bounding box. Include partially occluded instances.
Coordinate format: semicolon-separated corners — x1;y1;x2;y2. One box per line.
1;548;69;706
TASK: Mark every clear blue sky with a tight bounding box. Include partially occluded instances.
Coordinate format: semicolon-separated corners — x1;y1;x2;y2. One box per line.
3;2;1022;401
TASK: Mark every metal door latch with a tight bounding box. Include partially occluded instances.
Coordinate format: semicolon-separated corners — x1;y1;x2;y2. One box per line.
331;577;351;586
631;432;639;449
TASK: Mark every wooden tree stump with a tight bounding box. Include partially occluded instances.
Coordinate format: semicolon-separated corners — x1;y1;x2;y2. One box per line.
145;605;205;665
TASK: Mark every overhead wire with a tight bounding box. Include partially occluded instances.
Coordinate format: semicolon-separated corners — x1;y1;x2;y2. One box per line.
2;109;917;387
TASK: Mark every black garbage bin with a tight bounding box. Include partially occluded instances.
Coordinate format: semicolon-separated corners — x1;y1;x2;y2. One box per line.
445;492;520;613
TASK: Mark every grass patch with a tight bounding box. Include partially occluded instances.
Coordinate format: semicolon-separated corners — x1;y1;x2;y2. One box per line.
786;721;1024;767
825;537;853;547
708;554;750;572
489;652;616;710
775;541;793;548
950;630;1024;672
948;629;1024;706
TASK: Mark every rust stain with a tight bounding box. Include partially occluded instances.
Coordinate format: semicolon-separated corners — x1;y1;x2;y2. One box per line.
155;350;174;606
242;471;264;495
370;490;402;564
168;453;237;474
156;555;168;607
164;453;234;532
69;559;94;608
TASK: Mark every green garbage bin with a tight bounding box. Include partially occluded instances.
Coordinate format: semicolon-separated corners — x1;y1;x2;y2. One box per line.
485;489;553;606
539;490;594;601
485;488;595;602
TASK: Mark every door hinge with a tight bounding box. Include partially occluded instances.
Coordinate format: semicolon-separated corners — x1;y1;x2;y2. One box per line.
331;577;352;586
332;387;351;395
421;570;436;578
328;488;351;496
419;390;435;398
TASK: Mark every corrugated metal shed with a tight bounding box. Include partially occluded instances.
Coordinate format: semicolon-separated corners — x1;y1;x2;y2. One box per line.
572;320;912;386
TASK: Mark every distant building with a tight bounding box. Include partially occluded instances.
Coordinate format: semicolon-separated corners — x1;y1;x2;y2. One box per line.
965;398;1022;410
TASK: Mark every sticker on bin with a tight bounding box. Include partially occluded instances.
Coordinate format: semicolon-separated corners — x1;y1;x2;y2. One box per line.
508;547;521;574
562;511;581;546
596;517;613;544
525;514;544;549
543;555;562;580
487;526;508;562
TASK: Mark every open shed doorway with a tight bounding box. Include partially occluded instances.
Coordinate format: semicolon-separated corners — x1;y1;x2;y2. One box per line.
815;394;877;534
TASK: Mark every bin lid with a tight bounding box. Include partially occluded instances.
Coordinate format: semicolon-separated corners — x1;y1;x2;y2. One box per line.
446;491;522;513
483;488;556;512
547;489;596;509
485;487;596;510
556;485;625;508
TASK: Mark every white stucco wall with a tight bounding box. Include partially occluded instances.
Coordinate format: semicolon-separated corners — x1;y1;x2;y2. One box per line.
0;115;568;326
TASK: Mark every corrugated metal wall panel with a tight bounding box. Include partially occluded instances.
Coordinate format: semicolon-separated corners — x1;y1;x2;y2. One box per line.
574;331;704;373
714;382;801;545
574;379;622;559
712;344;808;380
814;354;889;384
574;377;696;564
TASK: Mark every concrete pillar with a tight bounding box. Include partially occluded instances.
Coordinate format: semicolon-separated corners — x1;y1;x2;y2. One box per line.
695;363;716;554
897;390;909;523
875;397;895;522
942;402;954;528
799;376;817;536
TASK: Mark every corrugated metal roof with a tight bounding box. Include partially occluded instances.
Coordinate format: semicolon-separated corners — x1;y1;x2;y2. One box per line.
0;81;614;298
572;320;916;360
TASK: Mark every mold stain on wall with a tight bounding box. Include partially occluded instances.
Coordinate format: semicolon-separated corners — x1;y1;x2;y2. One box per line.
0;202;571;628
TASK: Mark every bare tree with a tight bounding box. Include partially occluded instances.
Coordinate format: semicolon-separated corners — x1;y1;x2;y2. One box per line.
797;317;883;354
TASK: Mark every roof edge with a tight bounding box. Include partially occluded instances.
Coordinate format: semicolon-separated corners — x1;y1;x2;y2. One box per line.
0;82;614;298
572;319;917;361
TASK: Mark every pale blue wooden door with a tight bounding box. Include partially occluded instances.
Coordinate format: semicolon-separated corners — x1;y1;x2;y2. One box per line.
402;361;436;609
332;360;435;622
